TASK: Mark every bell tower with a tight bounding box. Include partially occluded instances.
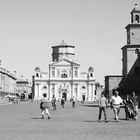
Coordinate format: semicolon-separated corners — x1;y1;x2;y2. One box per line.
122;3;140;76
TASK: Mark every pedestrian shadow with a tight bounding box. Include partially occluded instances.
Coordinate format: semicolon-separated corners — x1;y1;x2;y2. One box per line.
83;120;99;123
83;120;115;123
119;118;129;121
31;117;42;119
82;104;98;107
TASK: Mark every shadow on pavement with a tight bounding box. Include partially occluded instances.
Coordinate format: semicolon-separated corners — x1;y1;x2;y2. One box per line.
83;120;98;122
83;120;116;123
31;117;42;119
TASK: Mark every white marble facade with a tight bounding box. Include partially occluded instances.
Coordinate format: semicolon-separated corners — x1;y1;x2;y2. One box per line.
33;41;95;101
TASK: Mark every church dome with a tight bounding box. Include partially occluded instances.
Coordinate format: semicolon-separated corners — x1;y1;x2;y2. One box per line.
35;67;40;72
88;66;94;72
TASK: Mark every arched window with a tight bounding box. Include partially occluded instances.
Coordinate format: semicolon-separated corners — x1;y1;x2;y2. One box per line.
61;69;68;78
135;15;139;23
74;67;78;77
75;70;78;77
36;73;39;77
90;73;93;77
52;70;55;77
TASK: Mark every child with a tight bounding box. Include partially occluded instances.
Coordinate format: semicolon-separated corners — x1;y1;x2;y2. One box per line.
98;92;108;123
40;93;51;119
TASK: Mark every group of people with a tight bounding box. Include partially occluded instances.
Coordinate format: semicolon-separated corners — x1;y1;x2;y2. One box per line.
39;94;77;119
98;90;139;122
39;90;139;121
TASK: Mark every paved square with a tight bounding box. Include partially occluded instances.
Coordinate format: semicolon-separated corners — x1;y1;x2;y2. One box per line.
0;101;140;140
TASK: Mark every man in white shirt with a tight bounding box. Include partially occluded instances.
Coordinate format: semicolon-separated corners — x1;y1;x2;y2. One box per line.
110;90;123;122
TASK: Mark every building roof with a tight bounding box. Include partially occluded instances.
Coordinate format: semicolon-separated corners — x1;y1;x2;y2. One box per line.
35;67;40;72
89;66;94;72
52;40;75;48
121;44;140;49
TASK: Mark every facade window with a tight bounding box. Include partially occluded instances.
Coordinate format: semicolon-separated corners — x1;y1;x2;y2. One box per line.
52;67;55;78
52;84;55;94
74;67;78;77
69;70;71;77
57;70;60;78
52;71;55;77
75;71;78;77
75;87;77;94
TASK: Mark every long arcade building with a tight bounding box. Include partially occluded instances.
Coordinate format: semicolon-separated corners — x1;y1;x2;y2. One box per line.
33;41;96;101
0;67;16;95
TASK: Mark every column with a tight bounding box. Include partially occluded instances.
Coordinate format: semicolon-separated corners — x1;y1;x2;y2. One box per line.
87;81;89;101
35;83;40;100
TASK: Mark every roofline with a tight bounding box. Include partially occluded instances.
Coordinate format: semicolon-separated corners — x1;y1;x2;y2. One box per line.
121;44;140;49
52;45;75;48
125;24;140;29
104;75;124;78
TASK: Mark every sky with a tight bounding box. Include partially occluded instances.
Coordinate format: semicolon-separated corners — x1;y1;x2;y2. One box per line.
0;0;139;85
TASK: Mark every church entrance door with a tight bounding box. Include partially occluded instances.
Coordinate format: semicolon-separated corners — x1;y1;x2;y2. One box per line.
62;92;67;101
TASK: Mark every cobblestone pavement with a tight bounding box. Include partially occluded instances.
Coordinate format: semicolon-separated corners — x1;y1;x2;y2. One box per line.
0;101;140;140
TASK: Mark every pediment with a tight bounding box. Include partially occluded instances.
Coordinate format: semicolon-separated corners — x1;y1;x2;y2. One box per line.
49;59;80;66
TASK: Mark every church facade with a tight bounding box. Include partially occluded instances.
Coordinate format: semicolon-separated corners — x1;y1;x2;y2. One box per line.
32;41;96;101
105;4;140;99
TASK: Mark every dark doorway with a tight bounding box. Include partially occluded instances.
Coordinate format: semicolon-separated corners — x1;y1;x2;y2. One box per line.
82;95;85;102
62;92;67;100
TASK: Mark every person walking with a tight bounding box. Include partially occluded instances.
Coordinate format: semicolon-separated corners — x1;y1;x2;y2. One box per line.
40;93;51;119
51;95;57;111
61;96;65;108
123;94;131;120
98;92;108;123
72;96;76;108
110;90;123;122
130;92;139;120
